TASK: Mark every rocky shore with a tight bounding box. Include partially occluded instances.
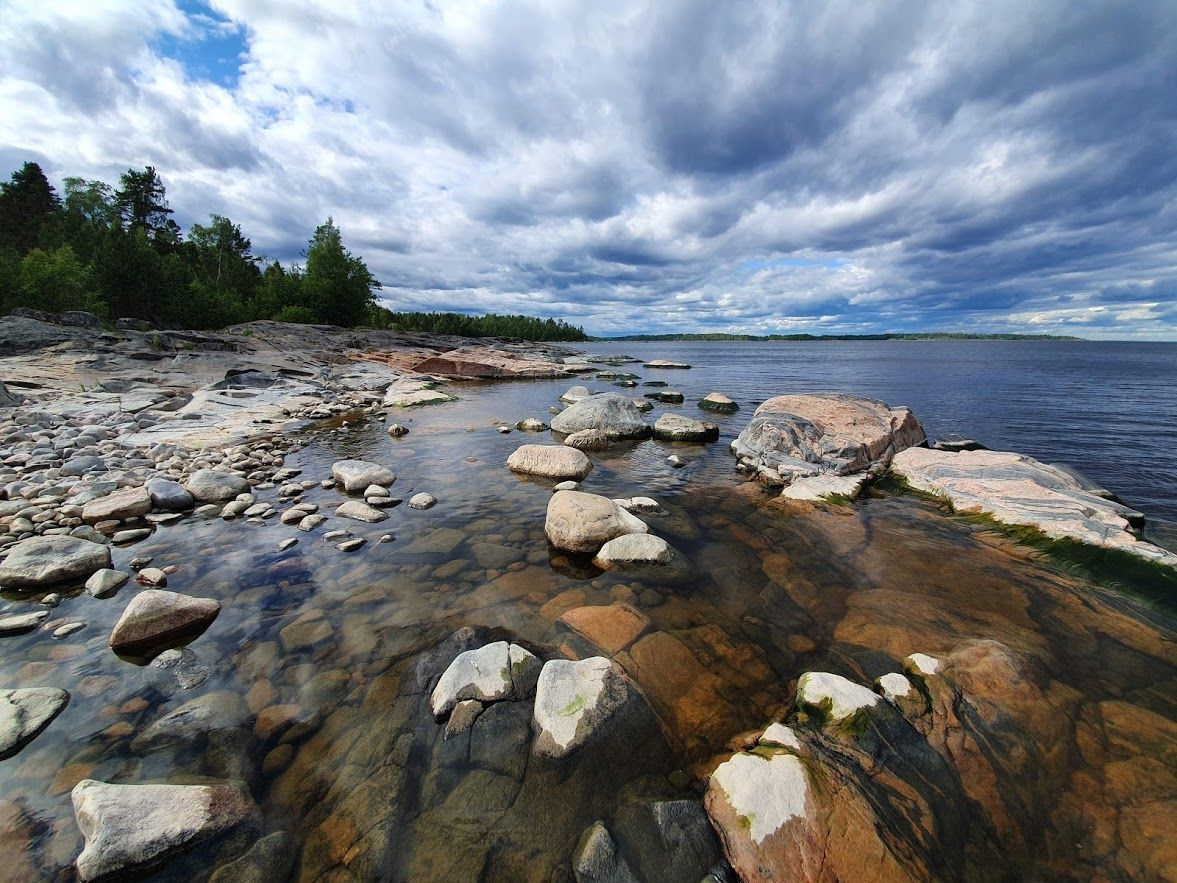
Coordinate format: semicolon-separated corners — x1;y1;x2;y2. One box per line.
0;312;1174;882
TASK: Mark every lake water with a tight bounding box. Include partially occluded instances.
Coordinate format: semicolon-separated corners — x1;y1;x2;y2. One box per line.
1;340;1174;881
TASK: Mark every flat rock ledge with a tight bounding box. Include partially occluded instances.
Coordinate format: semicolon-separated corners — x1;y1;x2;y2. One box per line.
731;393;925;492
891;447;1177;568
72;779;259;882
108;590;221;657
532;657;631;759
507;444;593;480
545;490;649;554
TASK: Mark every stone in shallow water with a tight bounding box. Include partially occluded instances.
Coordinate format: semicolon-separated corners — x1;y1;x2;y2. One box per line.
331;459;396;492
780;473;867;502
0;610;49;635
146;477;194;511
507;444;593;479
0;687;69;759
71;779;258;882
532;657;630;758
82;485;152;524
592;534;692;583
558;603;650;655
184;468;249;503
430;641;540;719
572;821;639;883
552;393;650;440
85;569;128;598
108;590;221;656
408;492;437;510
698;391;738;414
334;501;388;523
545;491;648;554
652;413;717;442
0;535;111;589
796;671;881;724
132;690;251;752
207;830;296;883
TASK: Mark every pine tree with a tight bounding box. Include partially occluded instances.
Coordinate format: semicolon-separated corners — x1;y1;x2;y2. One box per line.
0;162;61;253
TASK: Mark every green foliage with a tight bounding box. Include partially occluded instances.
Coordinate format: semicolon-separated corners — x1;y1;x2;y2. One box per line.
272;305;317;324
301;218;379;327
14;245;105;316
606;332;1080;341
0;162;60;253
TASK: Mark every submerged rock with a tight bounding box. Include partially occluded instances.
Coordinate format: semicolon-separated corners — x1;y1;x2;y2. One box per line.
551;393;650;441
0;535;111;589
545;490;649;554
0;687;69;759
571;821;639;883
108;590;221;656
71;779;258;882
592;534;692;583
532;657;630;758
643;359;691;369
891;447;1177;567
731;393;925;488
507;444;594;480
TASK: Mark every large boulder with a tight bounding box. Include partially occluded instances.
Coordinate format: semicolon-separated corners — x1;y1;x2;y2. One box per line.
730;393;925;488
146;477;194;512
82;485;152;524
891;447;1177;568
0;687;69;759
184;469;249;503
551;393;650;441
532;657;631;758
71;779;259;882
108;590;221;656
507;444;593;480
0;535;111;589
331;459;396;493
545;491;648;554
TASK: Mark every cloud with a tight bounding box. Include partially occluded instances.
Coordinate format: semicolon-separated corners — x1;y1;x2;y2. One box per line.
1;0;1175;338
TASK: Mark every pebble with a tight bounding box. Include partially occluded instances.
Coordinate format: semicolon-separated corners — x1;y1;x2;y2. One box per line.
53;622;85;639
378;534;394;544
277;538;298;551
135;567;168;587
323;530;351;542
337;538;366;552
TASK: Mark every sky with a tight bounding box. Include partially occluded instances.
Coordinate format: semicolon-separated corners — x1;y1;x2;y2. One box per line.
1;0;1175;339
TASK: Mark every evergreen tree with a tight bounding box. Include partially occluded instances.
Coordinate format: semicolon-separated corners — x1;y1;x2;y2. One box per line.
301;218;379;326
0;162;61;253
115;166;176;247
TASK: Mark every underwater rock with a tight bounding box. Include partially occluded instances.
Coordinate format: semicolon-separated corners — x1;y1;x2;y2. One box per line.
0;535;111;589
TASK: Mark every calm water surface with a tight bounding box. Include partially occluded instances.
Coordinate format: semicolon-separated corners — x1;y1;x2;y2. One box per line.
0;341;1173;881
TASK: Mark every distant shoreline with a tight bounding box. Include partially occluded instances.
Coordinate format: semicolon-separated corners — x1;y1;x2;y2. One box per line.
591;332;1082;342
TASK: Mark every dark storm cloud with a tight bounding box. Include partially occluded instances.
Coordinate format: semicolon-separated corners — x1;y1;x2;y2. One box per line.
2;0;1175;337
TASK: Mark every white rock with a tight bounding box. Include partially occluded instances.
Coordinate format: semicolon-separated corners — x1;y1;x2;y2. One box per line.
408;493;437;510
183;469;249;503
759;723;802;749
71;779;258;882
796;671;881;723
331;459;396;493
875;672;916;702
334;501;388;523
507;444;593;480
709;751;809;845
532;657;629;758
780;473;867;502
0;687;69;758
905;653;941;676
430;641;540;718
85;568;129;598
545;491;649;554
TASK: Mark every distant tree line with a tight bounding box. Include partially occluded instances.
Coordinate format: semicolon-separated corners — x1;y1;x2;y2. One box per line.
606;331;1079;341
366;308;588;341
0;160;588;341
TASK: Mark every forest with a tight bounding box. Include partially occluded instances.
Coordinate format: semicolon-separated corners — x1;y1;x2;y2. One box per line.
0;161;588;341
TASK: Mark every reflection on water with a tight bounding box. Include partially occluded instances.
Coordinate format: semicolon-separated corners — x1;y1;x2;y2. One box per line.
1;367;1174;881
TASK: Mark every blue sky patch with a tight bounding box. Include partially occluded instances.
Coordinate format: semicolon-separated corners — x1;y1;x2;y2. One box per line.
153;1;248;88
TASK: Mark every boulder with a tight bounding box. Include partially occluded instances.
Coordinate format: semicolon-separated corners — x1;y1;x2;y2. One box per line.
0;687;69;759
383;377;456;407
571;821;639;883
559;385;593;405
86;569;129;598
408;492;437;510
108;590;221;656
184;469;249;503
643;359;690;369
551;393;650;440
430;641;541;719
545;491;649;554
82;485;152;524
0;611;49;635
0;535;111;589
652;413;718;442
146;478;194;512
532;657;630;758
731;393;925;487
890;447;1177;568
563;429;614;451
591;534;691;583
331;459;396;493
515;417;550;432
71;779;258;882
132;691;252;752
698;392;738;414
507;444;593;480
795;671;882;726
